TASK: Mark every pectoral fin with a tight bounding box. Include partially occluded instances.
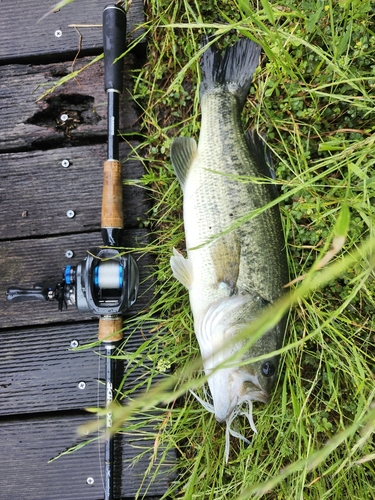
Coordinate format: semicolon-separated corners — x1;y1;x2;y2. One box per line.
170;137;197;189
170;248;193;289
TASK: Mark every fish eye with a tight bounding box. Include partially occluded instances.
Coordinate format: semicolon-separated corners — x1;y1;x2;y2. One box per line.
261;361;275;378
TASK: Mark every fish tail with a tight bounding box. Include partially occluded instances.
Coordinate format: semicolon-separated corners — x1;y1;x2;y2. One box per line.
200;36;261;108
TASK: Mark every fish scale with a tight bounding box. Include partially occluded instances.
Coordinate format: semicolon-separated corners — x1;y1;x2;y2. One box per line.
170;37;289;461
185;91;286;305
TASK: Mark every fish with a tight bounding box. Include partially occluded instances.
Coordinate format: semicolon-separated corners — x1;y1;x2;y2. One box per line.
169;37;289;460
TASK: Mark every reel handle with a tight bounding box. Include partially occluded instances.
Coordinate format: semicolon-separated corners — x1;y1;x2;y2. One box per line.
6;286;49;303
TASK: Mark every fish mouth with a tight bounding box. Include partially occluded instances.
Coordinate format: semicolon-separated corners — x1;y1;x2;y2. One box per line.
210;371;269;423
246;388;269;404
215;390;269;423
242;379;269;404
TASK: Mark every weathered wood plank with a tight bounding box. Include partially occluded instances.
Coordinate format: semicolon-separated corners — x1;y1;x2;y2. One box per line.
1;415;175;499
0;143;149;239
0;231;155;328
0;0;145;64
0;322;105;415
0;321;165;415
0;56;140;152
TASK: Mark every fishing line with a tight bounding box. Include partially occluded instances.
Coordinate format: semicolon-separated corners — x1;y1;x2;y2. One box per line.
98;342;105;493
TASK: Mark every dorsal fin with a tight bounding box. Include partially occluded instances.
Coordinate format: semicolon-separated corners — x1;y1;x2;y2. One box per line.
245;130;278;197
170;137;197;189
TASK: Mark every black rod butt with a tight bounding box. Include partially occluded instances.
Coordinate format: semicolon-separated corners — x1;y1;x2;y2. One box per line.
103;4;127;93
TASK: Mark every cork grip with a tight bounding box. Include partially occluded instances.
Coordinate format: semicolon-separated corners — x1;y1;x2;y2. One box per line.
101;160;124;229
98;316;124;342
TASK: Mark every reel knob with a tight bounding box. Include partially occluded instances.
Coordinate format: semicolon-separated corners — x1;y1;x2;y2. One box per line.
63;265;76;285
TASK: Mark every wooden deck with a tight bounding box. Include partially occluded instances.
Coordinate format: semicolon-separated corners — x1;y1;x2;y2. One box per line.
0;2;175;499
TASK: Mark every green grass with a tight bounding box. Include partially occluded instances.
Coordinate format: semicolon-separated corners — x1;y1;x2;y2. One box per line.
117;0;375;498
52;0;375;497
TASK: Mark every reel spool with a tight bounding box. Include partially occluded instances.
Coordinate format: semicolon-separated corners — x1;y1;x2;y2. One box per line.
63;247;138;316
94;261;123;290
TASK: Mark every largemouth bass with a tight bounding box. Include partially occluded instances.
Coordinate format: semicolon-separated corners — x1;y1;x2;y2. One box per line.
170;37;288;459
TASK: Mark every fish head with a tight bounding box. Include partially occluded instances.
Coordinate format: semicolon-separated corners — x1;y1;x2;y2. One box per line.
197;293;285;423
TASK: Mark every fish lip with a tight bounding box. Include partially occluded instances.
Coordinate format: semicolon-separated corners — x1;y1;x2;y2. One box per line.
214;390;269;424
249;389;269;404
243;381;270;404
214;387;269;423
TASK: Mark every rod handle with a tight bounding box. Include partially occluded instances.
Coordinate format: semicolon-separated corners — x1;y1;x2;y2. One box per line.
102;159;123;229
103;4;126;92
98;316;123;342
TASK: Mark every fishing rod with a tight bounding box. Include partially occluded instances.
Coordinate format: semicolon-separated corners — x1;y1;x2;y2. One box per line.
6;4;138;499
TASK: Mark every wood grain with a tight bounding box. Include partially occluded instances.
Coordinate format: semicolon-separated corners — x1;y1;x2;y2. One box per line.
0;0;145;64
0;321;166;415
0;143;149;240
0;57;141;152
1;415;175;499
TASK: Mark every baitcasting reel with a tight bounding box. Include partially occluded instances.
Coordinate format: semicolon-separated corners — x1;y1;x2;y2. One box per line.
6;247;139;316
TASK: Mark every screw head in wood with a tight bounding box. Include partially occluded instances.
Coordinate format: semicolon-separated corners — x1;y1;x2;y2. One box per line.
66;210;75;218
86;477;94;485
55;29;62;38
65;250;74;258
70;340;79;348
78;381;86;390
61;159;70;168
